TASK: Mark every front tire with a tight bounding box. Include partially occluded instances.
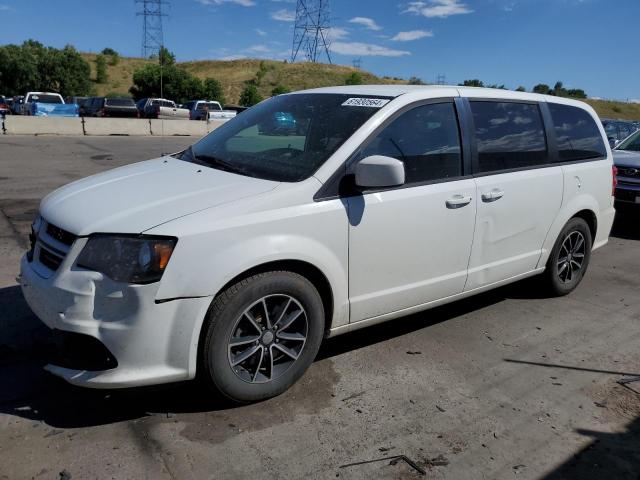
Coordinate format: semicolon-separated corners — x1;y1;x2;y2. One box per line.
543;217;592;296
200;271;325;403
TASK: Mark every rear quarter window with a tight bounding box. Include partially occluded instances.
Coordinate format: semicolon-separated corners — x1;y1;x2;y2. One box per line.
548;104;607;161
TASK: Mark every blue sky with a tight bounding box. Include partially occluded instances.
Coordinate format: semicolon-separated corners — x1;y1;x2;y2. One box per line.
1;0;639;100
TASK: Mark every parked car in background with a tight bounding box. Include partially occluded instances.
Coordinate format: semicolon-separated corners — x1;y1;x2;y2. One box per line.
223;104;248;115
0;96;11;116
136;98;190;119
22;92;65;116
81;97;139;118
65;96;88;108
11;96;24;115
613;129;640;207
183;100;236;121
19;86;615;402
602;119;638;148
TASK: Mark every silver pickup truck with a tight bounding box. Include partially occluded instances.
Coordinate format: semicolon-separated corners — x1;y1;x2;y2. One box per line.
137;98;190;120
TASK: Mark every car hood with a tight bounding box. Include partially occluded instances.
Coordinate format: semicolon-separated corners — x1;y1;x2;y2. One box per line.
39;157;279;236
613;150;640;168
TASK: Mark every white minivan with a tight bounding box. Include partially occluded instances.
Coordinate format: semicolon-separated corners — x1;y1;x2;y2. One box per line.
20;86;616;402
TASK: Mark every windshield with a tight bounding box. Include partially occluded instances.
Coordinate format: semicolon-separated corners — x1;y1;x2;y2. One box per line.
617;129;640;152
183;93;391;182
29;94;62;104
106;98;135;107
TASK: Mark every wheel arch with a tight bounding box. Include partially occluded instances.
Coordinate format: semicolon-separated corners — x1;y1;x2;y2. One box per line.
194;259;335;378
572;209;597;241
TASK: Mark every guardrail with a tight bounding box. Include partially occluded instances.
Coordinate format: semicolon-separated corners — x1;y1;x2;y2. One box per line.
0;115;225;136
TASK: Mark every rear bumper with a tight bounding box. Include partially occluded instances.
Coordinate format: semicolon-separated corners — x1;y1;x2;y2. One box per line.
19;253;212;388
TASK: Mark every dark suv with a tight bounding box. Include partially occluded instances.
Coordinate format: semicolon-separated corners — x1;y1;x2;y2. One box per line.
80;97;139;118
613;130;640;207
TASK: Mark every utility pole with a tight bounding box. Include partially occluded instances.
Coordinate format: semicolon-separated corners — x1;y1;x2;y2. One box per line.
291;0;332;63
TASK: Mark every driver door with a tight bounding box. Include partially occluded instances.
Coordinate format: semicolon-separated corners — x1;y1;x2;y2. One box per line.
347;101;476;322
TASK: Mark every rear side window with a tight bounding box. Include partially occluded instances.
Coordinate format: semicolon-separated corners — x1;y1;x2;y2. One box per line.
360;102;462;184
470;101;547;173
548;104;607;161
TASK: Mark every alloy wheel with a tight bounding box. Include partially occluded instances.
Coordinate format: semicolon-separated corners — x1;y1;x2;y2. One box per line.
227;294;308;384
557;231;586;283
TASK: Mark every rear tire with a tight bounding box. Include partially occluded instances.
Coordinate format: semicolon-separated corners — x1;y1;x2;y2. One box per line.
200;271;325;403
543;217;592;296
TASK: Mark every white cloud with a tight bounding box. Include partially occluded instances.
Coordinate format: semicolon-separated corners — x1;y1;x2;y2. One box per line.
330;42;410;57
247;44;271;53
0;4;13;10
349;17;382;31
255;28;267;36
197;0;256;5
404;0;473;18
327;27;349;41
391;30;433;41
271;8;295;21
220;54;247;60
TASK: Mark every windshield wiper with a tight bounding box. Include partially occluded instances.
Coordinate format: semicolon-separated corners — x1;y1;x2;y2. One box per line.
191;151;253;176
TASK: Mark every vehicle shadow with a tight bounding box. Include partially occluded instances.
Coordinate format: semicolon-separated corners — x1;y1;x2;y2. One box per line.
611;207;640;241
0;276;561;429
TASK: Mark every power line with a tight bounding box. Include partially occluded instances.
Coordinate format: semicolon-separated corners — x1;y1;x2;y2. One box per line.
291;0;332;63
135;0;168;59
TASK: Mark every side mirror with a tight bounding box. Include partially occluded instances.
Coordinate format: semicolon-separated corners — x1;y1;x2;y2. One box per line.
608;137;619;149
355;155;405;188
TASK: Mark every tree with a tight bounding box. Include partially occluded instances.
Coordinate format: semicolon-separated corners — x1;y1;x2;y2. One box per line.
203;78;225;103
408;76;425;85
101;47;117;56
532;84;551;95
239;84;263;107
130;64;203;103
158;46;175;66
345;72;363;85
566;88;587;99
515;86;526;92
552;81;567;97
271;84;290;96
0;40;92;97
95;54;108;84
460;79;485;87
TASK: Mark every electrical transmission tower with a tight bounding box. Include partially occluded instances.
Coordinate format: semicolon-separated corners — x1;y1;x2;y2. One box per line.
352;58;362;69
291;0;332;64
135;0;168;58
436;73;446;85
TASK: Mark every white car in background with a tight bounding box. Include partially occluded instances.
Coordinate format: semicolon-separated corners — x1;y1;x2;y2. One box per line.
20;86;615;402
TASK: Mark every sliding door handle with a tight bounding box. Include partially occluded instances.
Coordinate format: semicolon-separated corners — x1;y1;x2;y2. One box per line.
446;194;472;209
481;189;504;202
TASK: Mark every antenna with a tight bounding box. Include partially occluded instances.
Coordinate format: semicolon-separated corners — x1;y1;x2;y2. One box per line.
135;0;168;58
291;0;332;64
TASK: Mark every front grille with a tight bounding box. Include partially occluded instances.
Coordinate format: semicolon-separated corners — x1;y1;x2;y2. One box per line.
31;218;77;273
46;223;76;246
618;167;640;178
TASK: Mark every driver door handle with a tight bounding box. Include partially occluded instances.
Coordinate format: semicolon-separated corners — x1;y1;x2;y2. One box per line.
446;194;473;209
481;189;504;203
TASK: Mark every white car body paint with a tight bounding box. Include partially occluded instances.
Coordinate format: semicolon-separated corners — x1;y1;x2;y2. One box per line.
20;85;614;388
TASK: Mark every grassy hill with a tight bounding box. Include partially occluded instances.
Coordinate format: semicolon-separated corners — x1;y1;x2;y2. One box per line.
81;53;640;120
81;53;401;103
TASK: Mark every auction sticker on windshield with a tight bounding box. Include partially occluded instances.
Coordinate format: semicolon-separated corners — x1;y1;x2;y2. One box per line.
342;98;390;108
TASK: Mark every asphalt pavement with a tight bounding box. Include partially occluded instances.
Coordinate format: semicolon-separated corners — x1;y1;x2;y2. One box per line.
0;135;639;480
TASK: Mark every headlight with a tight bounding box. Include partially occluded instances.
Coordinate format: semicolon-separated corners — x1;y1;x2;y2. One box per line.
77;235;177;284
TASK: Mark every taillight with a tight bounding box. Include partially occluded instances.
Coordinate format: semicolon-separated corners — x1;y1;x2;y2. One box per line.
612;165;618;196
